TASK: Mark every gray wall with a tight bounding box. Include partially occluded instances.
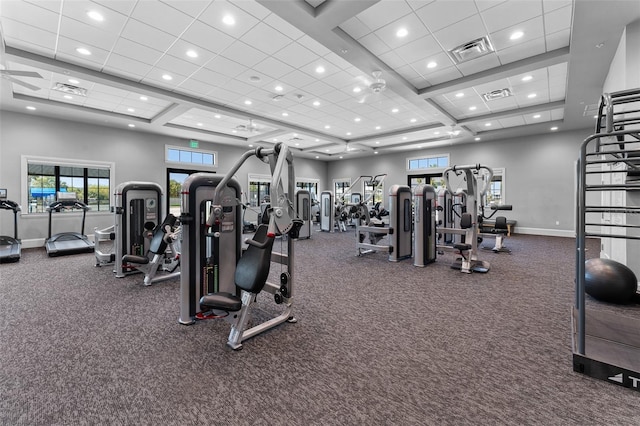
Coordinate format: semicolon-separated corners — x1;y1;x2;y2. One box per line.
0;111;327;245
328;128;592;235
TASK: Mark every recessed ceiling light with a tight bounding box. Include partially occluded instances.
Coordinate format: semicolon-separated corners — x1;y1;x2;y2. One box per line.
315;65;325;74
392;108;399;113
346;132;352;136
140;96;148;101
223;14;235;26
353;87;361;93
162;74;173;80
550;126;558;131
128;124;135;128
533;114;541;119
127;108;135;112
63;95;73;100
510;31;524;40
293;133;298;137
354;117;361;122
313;101;321;107
375;141;380;144
68;78;79;84
244;99;252;105
275;85;283;92
427;61;437;69
26;106;36;111
522;75;533;82
232;130;237;133
485;122;492;126
339;156;343;159
273;138;278;142
325;149;330;152
186;50;198;58
282;112;289;117
315;139;320;142
295;143;300;146
374;151;379;154
527;93;537;99
87;10;104;21
434;131;440;135
455;92;464;98
410;118;416;123
196;122;203;126
214;114;221;119
396;28;408;38
475;137;481;141
324;125;330;129
402;136;407;140
76;47;92;55
315;156;319;159
469;106;477;111
375;126;381;130
249;144;254;147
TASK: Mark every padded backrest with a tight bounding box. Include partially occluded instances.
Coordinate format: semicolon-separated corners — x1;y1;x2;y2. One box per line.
495;216;508;230
460;212;473;229
235;224;274;293
149;214;177;254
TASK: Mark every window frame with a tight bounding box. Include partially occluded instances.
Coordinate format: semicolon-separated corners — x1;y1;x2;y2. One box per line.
406;153;450;172
21;155;115;215
165;144;218;169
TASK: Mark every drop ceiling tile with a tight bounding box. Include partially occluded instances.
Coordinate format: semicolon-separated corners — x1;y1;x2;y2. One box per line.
61;1;129;34
415;0;478;33
299;60;340;81
498;116;526;127
180;20;235;53
393;35;441;64
373;13;431;50
396;64;425;84
298;35;332;57
549;85;566;101
272;42;318;69
455;54;502;76
322;52;353;71
263;13;305;40
474;0;508;12
544;5;572;34
355;0;413;32
176;78;216;97
357;33;391;57
281;69;317;89
190;67;231;87
432;15;488;51
550;108;564;120
91;0;137;15
542;0;572;13
56;37;110;67
1;1;60;33
482;0;543;33
224;78;259;98
0;22;57;53
546;28;570;50
142;69;189;91
240;22;293;56
252;57;297;80
165;41;218;67
155;54;201;78
120;18;177;52
112;38;164;65
204;55;248;79
83;98;120;111
524;110;550;124
422;66;464;86
198;0;261;38
220;41;267;68
60;17;121;51
340;17;371;40
497;37;546;65
159;0;210;18
490;17;544;51
233;0;271;21
103;54;152;80
304;80;336;97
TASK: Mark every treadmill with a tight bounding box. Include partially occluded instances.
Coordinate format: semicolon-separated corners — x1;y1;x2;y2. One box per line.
45;192;95;257
0;188;21;262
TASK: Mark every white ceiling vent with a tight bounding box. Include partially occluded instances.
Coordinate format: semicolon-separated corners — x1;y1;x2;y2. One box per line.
449;36;495;64
53;83;87;96
482;88;513;102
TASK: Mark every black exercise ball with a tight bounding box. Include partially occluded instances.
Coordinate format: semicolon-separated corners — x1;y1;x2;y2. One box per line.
584;258;638;304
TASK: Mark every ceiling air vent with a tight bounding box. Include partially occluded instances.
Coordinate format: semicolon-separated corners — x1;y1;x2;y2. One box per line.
53;83;87;96
482;88;513;102
449;36;495;64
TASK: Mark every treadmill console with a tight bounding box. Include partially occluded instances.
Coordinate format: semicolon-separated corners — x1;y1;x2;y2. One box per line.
57;191;78;201
0;188;6;200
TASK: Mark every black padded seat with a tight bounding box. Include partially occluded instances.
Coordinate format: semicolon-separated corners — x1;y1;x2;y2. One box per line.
122;214;177;265
454;243;472;251
122;254;149;264
199;224;274;313
492;216;509;235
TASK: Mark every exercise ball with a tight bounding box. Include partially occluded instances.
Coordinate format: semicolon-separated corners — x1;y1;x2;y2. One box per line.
584;258;638;304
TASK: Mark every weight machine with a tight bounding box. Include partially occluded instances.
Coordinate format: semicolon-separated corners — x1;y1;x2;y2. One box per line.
179;143;302;350
438;164;493;273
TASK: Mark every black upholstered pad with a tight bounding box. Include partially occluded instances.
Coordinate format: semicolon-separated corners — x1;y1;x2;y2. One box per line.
149;214;177;254
200;292;242;312
122;254;149;264
454;243;472;251
235;224;274;293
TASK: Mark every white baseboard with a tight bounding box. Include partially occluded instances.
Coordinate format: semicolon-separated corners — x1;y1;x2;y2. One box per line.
514;227;575;238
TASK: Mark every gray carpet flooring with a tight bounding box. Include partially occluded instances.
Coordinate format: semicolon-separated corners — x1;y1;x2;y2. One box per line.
1;227;639;425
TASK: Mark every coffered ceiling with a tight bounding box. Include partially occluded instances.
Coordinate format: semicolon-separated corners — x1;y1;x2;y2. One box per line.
1;0;638;159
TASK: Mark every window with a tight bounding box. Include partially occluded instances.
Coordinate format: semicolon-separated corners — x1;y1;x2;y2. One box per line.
296;180;319;198
408;174;446;192
166;145;217;167
364;180;384;205
333;179;351;201
249;175;271;208
24;157;113;213
407;154;449;171
484;168;505;206
167;168;204;217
